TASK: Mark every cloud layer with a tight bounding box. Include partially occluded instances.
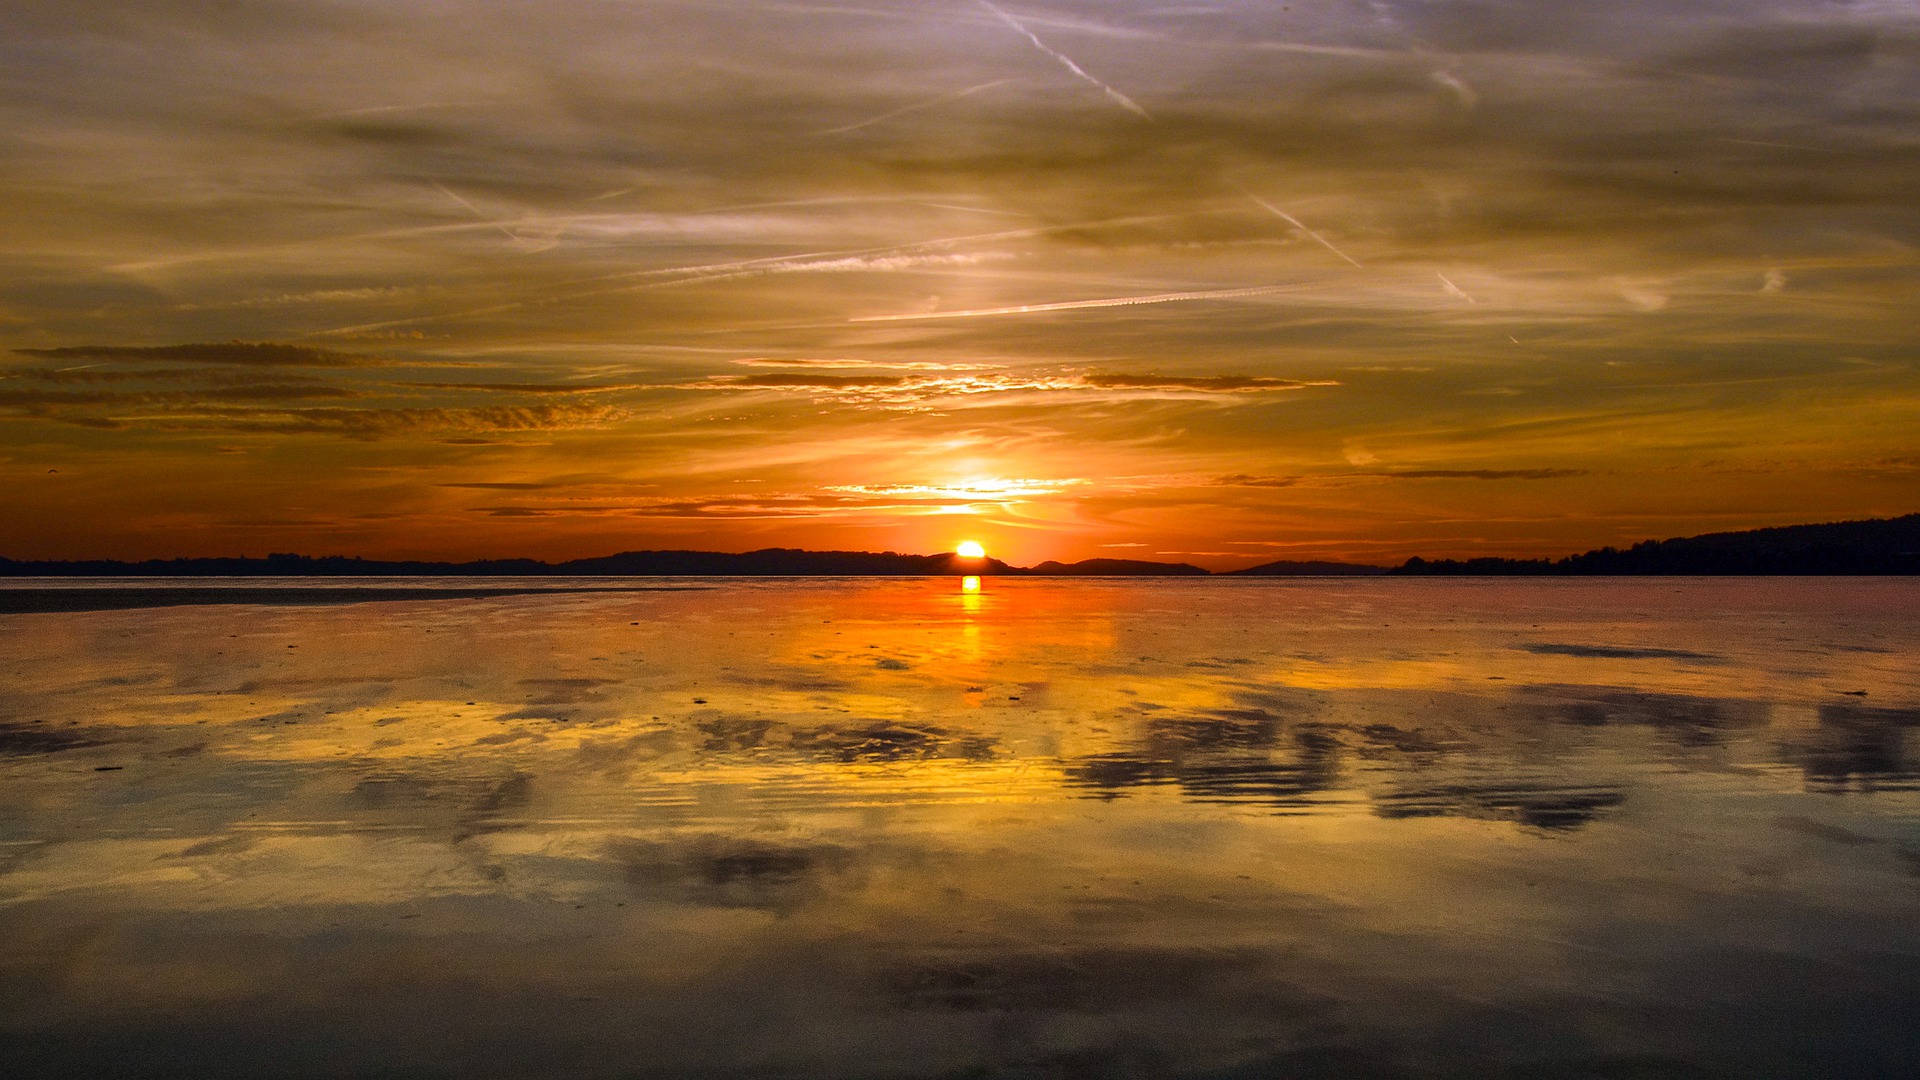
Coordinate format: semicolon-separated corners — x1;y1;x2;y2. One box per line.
1;0;1916;562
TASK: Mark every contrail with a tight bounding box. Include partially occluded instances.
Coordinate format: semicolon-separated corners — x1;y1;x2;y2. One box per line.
1430;71;1477;109
819;79;1015;135
431;181;520;243
319;101;480;119
1242;193;1363;268
977;0;1151;119
850;283;1314;322
1436;272;1474;302
1711;137;1838;154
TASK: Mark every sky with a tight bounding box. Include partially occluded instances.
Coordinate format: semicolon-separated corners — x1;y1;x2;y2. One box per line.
1;0;1916;567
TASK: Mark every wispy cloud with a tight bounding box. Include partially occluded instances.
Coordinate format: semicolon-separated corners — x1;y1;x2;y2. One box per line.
850;283;1317;322
17;343;373;368
470;486;1067;520
730;358;998;371
1085;375;1332;393
0;384;360;411
225;403;625;438
20;402;628;439
1212;468;1589;488
1386;469;1589;481
682;370;1336;405
395;382;640;394
827;477;1081;500
713;373;907;389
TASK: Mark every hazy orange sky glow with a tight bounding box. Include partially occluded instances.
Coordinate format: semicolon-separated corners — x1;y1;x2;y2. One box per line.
2;0;1916;566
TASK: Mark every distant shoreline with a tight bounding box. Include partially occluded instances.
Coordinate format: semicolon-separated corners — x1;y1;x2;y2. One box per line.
3;574;1917;616
2;513;1915;579
0;585;709;614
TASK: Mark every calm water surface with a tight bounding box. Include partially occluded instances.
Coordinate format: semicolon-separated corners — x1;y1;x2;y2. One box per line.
2;578;1917;1078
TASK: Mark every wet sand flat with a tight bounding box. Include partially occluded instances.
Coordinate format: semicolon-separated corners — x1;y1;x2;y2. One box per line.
1;578;1917;1078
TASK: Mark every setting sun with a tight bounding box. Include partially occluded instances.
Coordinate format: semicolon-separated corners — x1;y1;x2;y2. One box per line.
956;541;987;559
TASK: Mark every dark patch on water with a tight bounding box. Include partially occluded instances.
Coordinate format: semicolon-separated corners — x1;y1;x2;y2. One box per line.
1357;723;1453;759
518;677;618;693
1373;780;1626;830
884;946;1270;1013
471;772;533;815
174;835;256;858
1203;1045;1421;1080
0;721;108;756
1780;703;1920;792
1522;643;1720;661
1821;703;1920;727
720;670;850;692
1773;815;1875;847
1065;716;1342;810
572;727;680;770
791;722;962;762
1147;709;1281;751
1177;728;1343;808
697;715;777;752
1519;687;1767;746
498;677;619;722
696;846;818;886
1067;754;1181;794
492;707;578;722
613;834;853;910
343;769;534;829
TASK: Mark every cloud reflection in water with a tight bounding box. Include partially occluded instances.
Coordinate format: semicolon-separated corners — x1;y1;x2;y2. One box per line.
1;578;1918;1077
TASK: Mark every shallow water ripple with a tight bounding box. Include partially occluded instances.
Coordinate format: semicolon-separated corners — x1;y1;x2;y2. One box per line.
1;578;1917;1078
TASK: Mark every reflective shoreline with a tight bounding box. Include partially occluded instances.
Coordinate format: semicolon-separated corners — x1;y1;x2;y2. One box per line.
2;579;1917;1077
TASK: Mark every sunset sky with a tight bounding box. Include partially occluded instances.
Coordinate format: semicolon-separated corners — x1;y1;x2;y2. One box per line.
2;0;1915;566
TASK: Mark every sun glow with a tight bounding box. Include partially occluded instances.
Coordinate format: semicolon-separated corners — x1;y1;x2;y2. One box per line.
956;540;987;559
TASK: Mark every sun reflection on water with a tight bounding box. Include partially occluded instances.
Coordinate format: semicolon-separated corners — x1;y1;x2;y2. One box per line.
2;578;1918;1076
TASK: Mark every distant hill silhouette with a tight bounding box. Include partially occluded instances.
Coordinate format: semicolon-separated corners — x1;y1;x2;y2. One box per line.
1027;558;1208;576
2;515;1915;577
1227;560;1389;576
0;548;1194;577
1392;514;1920;575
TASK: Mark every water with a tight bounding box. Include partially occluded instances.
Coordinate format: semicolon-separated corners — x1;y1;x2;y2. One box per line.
1;577;1916;1078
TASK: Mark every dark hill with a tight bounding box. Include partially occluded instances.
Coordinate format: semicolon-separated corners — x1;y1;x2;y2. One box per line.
1393;514;1920;575
1024;558;1209;576
558;548;1016;576
0;548;1180;577
1227;560;1389;576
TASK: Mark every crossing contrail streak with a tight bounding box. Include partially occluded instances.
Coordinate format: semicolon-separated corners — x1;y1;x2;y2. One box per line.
1243;193;1363;268
431;182;520;243
850;283;1314;322
819;79;1015;135
976;0;1151;119
1436;272;1475;302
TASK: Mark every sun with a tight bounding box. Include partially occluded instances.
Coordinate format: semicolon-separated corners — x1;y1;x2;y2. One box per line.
955;540;987;559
